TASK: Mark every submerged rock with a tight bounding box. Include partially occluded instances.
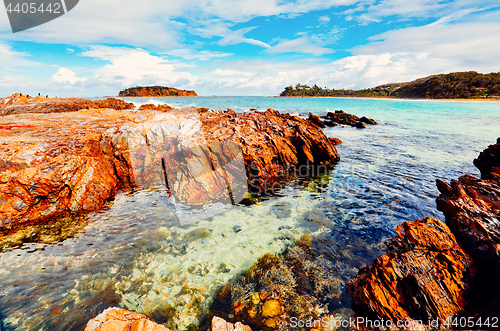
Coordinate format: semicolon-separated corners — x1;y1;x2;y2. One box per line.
84;307;170;331
347;217;475;325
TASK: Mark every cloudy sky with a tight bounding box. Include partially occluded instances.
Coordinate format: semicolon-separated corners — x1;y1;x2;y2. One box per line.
0;0;499;97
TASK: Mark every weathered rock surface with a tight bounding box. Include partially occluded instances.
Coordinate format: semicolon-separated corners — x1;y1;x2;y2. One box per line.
317;110;377;129
0;105;339;230
138;103;174;111
84;307;170;331
119;86;197;97
436;138;500;278
347;217;475;325
0;93;134;116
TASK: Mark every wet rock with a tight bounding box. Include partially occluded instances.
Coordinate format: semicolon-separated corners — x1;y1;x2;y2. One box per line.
359;116;377;125
118;86;197;97
84;307;170;331
0;94;134;116
211;316;252;331
323;110;377;128
436;138;500;278
233;225;242;233
329;138;343;145
0;104;339;230
307;113;326;128
138;103;173;111
347;217;475;325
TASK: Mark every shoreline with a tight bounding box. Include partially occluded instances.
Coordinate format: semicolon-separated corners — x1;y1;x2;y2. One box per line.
279;95;500;102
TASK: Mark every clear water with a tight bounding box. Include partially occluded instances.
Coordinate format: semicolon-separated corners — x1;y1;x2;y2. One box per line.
1;97;499;330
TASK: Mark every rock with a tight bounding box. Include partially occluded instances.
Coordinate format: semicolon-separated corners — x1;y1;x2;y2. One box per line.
347;217;475;324
0;104;339;230
138;103;173;111
233;225;242;233
326;110;359;126
261;299;281;318
0;94;134;116
436;138;500;278
211;316;252;331
359;116;377;125
355;122;366;129
473;137;500;180
322;120;338;127
329;138;343;145
307;113;326;128
227;108;236;115
84;307;170;331
118;86;197;97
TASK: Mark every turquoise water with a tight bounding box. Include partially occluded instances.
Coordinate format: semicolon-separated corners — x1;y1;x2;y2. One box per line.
0;97;499;330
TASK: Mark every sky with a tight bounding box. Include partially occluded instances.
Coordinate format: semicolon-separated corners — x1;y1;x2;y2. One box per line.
0;0;499;97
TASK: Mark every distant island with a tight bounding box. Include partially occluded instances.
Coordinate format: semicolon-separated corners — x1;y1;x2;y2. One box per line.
280;71;500;99
119;86;197;97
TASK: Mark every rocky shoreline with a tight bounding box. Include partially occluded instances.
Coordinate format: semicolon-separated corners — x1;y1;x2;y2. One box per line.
2;92;498;330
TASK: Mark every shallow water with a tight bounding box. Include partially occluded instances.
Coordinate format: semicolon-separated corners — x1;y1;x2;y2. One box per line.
1;97;499;330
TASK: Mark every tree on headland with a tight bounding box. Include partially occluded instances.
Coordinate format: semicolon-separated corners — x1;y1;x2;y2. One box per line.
280;71;500;99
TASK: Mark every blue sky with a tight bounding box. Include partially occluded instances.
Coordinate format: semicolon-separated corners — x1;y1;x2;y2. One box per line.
1;0;499;97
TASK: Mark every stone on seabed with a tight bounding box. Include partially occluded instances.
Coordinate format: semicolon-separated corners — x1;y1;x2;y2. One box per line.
84;307;170;331
211;316;252;331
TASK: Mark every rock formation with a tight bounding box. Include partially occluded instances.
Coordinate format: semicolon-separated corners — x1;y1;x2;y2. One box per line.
211;316;252;331
436;138;500;278
347;138;500;327
119;86;198;97
317;110;377;129
0;104;339;230
0;93;134;116
84;307;170;331
347;217;475;326
138;103;174;111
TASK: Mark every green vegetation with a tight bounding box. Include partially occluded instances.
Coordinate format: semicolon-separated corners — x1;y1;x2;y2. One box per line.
280;71;500;99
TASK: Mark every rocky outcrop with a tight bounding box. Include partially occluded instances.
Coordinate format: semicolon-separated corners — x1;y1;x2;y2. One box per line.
436;138;500;278
0;105;339;230
317;110;377;129
347;217;475;325
0;93;134;116
347;138;500;326
138;103;174;111
119;86;197;97
84;307;170;331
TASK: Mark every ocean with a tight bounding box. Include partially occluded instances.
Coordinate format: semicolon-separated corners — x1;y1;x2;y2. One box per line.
0;97;499;330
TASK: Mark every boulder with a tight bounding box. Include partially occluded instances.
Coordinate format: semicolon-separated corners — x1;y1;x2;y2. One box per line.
84;307;169;331
138;103;173;111
347;217;475;325
359;116;377;125
307;113;326;128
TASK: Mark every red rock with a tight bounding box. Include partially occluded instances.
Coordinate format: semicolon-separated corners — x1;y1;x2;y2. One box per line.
119;86;197;97
0;94;134;116
329;138;343;145
0;104;339;230
436;138;500;278
307;113;326;128
138;103;174;111
84;307;169;331
211;316;252;331
346;217;475;324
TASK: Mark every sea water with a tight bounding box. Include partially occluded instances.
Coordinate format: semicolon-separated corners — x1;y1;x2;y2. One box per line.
0;97;498;330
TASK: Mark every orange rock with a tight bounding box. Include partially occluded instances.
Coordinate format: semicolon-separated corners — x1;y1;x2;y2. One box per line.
0;104;339;230
346;217;475;324
84;307;169;331
261;299;281;318
138;103;173;111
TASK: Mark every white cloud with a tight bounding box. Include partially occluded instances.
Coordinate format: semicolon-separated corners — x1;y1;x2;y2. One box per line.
217;27;271;48
52;67;81;84
319;16;331;24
